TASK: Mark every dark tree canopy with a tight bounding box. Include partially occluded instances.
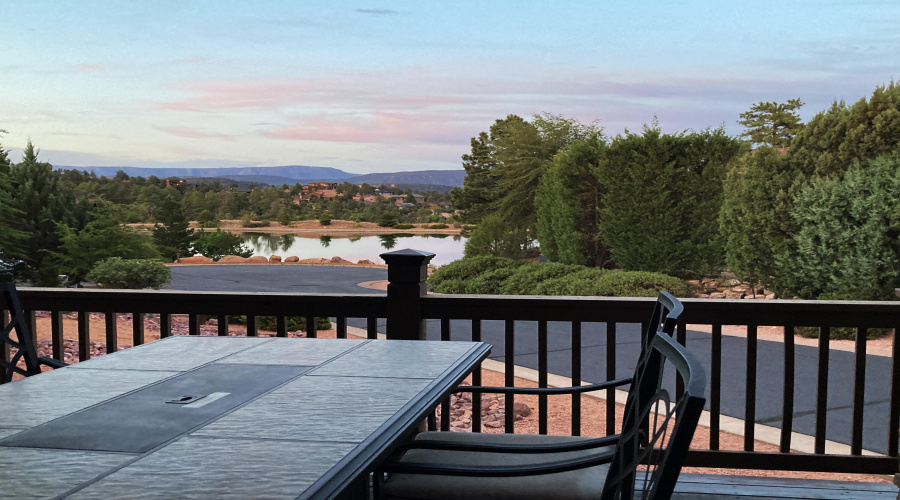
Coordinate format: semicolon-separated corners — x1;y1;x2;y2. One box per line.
738;98;804;149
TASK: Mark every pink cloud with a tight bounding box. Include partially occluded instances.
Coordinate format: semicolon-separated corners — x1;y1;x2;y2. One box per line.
262;111;468;145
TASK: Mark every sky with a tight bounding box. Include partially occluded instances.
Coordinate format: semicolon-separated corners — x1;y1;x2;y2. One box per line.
2;1;898;174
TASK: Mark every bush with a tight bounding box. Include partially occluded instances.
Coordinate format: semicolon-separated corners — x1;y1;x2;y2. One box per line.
533;267;608;295
392;223;415;229
229;315;332;332
464;267;521;294
499;263;582;295
87;258;172;289
432;278;468;294
428;223;449;229
428;256;523;290
319;213;332;226
572;270;692;297
199;221;218;229
796;326;889;341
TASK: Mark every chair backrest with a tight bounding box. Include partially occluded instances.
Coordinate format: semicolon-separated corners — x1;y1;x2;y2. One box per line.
644;291;683;347
602;311;706;499
0;282;44;383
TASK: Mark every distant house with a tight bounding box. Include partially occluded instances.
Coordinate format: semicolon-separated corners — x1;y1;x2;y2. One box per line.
162;177;186;188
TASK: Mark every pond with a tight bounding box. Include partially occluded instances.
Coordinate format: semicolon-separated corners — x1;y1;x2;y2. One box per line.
238;233;466;266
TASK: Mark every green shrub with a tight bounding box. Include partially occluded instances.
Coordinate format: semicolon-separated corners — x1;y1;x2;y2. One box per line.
241;218;271;228
428;256;523;289
379;212;399;227
229;315;332;332
319;213;332;226
392;223;415;229
432;278;468;294
499;263;582;295
533;268;608;295
87;258;172;289
428;223;449;229
796;326;889;341
199;221;219;229
571;270;692;297
464;267;520;294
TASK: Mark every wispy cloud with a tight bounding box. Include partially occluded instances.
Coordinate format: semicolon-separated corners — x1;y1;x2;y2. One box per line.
156;126;235;140
354;8;399;15
76;63;106;73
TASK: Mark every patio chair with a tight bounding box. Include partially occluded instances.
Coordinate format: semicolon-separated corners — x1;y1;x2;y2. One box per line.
375;293;705;500
1;282;67;383
425;291;683;431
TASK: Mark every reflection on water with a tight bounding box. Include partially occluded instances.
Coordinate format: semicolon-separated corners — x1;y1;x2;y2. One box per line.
239;232;466;265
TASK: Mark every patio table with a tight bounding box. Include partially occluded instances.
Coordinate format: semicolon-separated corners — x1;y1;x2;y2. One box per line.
0;335;490;499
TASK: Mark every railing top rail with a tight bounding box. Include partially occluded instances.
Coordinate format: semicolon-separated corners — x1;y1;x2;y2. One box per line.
421;295;900;326
7;288;388;317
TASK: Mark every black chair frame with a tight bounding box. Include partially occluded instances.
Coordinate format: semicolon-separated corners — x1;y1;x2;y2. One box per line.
1;282;67;383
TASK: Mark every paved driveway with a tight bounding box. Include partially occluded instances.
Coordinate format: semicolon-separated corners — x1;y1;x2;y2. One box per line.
166;265;892;454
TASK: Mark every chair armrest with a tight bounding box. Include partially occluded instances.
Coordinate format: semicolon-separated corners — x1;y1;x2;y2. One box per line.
455;377;632;396
38;356;68;369
383;450;615;477
395;434;620;455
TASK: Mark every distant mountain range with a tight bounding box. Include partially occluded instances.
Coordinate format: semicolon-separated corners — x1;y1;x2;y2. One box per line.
55;165;466;188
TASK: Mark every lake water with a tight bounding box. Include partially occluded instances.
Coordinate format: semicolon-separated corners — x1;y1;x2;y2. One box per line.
239;233;466;266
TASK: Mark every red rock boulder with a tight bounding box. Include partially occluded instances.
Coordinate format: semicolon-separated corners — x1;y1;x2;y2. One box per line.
218;255;249;264
176;256;214;264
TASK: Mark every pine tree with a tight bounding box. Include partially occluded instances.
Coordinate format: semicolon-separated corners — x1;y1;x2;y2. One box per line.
7;140;88;282
0;133;28;265
152;196;195;260
738;98;805;148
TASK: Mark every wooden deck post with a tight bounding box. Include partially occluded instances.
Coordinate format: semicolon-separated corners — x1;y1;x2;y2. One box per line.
380;249;435;341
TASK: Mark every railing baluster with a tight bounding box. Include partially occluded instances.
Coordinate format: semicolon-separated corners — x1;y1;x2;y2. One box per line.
815;326;831;454
676;318;686;399
367;317;378;339
472;319;483;433
51;311;64;362
505;319;515;433
440;318;451;432
336;317;347;339
780;325;795;452
538;320;548;435
159;313;171;338
1;309;10;369
306;316;317;338
105;312;117;353
77;311;90;361
189;314;200;335
710;324;722;450
850;327;867;455
246;315;257;337
605;322;616;436
133;312;144;346
745;324;757;451
217;315;228;336
889;322;900;457
572;321;582;437
276;316;287;337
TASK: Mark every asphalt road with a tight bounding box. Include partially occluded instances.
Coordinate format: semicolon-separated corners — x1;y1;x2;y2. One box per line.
166;265;892;453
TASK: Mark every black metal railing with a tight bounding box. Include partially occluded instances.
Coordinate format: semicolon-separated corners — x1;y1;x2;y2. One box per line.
2;249;898;477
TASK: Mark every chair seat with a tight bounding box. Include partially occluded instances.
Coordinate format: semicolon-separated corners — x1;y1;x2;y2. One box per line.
383;431;613;500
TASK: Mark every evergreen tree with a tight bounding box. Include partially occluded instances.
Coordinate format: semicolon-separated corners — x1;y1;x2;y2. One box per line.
535;136;610;267
152;196;195;260
719;147;798;291
776;151;900;300
789;82;900;177
7;140;88;283
738;98;805;148
450;131;499;223
599;126;742;278
0;133;28;266
54;205;160;282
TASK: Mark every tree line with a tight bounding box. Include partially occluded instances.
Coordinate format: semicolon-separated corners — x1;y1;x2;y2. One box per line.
454;82;900;300
0;138;452;286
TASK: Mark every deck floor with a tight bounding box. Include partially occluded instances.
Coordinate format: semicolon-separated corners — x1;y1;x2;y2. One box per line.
671;474;897;499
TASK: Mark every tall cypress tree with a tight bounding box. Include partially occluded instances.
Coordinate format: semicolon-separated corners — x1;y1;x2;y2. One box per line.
0;133;28;267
